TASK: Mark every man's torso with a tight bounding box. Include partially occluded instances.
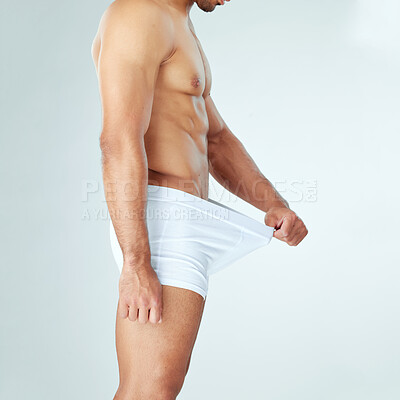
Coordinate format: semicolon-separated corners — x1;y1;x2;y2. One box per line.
92;0;212;199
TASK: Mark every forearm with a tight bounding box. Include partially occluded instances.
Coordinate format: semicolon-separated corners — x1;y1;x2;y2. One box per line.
208;129;289;212
101;134;151;268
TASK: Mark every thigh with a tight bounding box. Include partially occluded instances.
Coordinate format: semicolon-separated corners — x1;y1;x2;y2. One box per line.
115;285;206;397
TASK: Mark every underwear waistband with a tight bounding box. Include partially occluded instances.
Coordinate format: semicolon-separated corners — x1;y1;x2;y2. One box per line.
146;184;274;240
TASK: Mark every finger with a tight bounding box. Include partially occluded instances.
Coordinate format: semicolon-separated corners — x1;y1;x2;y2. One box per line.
117;300;129;319
138;307;149;324
280;215;296;237
286;223;303;244
288;223;308;246
128;304;139;322
293;226;309;246
148;306;161;324
273;216;295;241
273;229;286;241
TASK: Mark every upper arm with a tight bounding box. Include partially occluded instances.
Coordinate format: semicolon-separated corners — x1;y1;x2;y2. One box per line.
97;1;174;139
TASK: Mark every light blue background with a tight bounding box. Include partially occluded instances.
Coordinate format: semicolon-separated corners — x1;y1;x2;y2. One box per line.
1;0;399;399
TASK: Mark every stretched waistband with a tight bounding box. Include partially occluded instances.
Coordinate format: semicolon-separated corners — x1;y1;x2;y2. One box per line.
146;184;274;239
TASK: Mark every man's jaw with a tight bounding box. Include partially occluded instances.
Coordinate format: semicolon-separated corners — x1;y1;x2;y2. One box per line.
217;0;230;5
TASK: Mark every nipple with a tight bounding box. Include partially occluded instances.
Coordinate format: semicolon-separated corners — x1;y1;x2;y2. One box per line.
191;77;201;88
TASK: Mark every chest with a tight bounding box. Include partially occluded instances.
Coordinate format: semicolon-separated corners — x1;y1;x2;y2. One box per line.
158;24;212;98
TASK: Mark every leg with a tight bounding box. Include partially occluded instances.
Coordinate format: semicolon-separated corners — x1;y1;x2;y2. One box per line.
113;285;206;400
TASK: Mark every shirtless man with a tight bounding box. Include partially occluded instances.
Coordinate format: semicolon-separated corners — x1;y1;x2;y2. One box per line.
91;0;308;398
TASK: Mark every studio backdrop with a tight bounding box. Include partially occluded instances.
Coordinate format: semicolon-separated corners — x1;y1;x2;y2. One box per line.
1;0;399;399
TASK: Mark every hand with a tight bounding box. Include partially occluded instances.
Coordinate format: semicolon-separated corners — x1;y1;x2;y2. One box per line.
265;206;308;246
118;261;163;324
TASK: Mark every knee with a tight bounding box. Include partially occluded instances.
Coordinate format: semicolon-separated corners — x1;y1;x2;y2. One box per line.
118;360;186;400
148;385;181;400
115;386;179;400
146;362;185;400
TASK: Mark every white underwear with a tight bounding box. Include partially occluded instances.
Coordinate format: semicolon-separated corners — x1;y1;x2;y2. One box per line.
110;184;274;299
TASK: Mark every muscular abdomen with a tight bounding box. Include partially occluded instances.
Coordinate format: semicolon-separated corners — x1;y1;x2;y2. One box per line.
145;93;210;198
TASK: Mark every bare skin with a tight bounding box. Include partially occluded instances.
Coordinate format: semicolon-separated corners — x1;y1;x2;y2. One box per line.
92;0;308;398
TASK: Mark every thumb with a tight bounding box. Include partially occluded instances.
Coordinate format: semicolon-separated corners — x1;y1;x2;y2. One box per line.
264;212;282;229
117;299;129;319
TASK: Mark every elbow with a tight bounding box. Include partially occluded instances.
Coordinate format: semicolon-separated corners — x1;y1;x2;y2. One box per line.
99;129;145;162
99;132;119;160
99;129;114;149
207;142;220;167
207;129;227;162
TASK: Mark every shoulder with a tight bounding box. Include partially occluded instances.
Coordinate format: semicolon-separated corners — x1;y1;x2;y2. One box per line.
97;0;174;61
100;0;172;35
